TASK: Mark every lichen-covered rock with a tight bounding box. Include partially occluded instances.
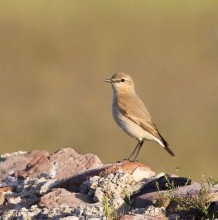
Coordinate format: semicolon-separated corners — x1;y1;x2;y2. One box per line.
144;205;166;217
2;205;41;220
1;148;217;219
81;172;141;206
79;162;156;216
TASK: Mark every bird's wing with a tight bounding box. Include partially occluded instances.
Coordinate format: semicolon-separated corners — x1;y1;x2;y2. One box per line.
118;94;175;157
117;94;163;142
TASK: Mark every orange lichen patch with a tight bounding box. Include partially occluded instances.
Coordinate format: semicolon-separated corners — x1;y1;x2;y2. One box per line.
0;187;13;192
100;160;152;176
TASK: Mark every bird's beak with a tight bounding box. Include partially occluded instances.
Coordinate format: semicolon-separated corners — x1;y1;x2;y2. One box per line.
104;79;113;83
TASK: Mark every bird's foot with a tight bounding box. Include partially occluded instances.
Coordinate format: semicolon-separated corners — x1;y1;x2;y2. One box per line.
116;158;128;163
116;157;140;163
126;157;139;162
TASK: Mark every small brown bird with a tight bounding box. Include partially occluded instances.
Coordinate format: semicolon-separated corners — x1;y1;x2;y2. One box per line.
105;72;175;161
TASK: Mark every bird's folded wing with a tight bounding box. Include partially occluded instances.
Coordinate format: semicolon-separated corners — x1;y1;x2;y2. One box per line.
118;95;176;157
118;95;162;141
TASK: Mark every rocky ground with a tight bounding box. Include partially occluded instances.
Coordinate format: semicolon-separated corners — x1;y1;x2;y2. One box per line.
0;148;218;219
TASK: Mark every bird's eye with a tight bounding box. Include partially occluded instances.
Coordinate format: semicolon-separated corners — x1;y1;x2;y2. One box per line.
121;79;125;82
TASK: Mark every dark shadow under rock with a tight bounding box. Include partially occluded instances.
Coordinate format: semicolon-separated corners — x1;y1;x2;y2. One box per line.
56;160;155;192
132;175;191;199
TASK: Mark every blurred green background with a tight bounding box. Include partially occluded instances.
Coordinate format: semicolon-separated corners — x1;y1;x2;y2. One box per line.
0;1;217;180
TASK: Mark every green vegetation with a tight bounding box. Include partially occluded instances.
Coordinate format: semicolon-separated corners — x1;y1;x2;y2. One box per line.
102;188;132;219
156;176;218;219
121;188;132;213
103;195;113;219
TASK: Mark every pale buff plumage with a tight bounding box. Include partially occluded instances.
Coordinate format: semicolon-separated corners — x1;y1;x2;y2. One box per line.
105;72;175;161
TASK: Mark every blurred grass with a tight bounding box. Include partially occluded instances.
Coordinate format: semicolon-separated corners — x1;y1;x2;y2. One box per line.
0;1;218;180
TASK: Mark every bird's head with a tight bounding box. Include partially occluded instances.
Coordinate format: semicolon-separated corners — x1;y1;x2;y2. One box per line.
105;72;135;94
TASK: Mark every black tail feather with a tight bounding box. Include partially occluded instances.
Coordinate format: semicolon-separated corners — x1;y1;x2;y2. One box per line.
164;144;175;157
158;132;175;157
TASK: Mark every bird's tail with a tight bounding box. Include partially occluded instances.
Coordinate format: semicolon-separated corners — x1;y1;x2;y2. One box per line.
158;133;175;157
163;142;175;157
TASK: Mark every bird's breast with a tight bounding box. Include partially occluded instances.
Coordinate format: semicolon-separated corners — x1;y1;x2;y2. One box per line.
112;104;144;140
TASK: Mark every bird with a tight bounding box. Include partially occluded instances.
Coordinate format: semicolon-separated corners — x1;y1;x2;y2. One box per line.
105;72;175;161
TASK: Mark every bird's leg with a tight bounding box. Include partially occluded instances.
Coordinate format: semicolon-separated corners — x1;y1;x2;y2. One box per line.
132;140;144;162
127;140;141;162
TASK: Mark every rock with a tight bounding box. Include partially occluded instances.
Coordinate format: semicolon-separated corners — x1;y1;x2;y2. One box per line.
39;188;93;209
144;205;165;217
131;167;155;182
167;214;181;219
0;197;40;216
0;148;104;219
78;162;156;216
133;191;162;208
0;187;13;192
59;217;80;220
171;182;201;197
81;171;135;206
59;161;155;193
56;164;112;192
133;175;191;197
120;214;145;219
0;147;102;182
133;182;218;218
100;161;155;179
120;214;167;220
132;182;216;209
174;182;218;200
0;150;49;181
7;196;21;204
18;148;103;179
0;192;5;206
1;205;41;220
0;187;13;206
165;183;218;218
2;147;217;219
210;191;218;202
